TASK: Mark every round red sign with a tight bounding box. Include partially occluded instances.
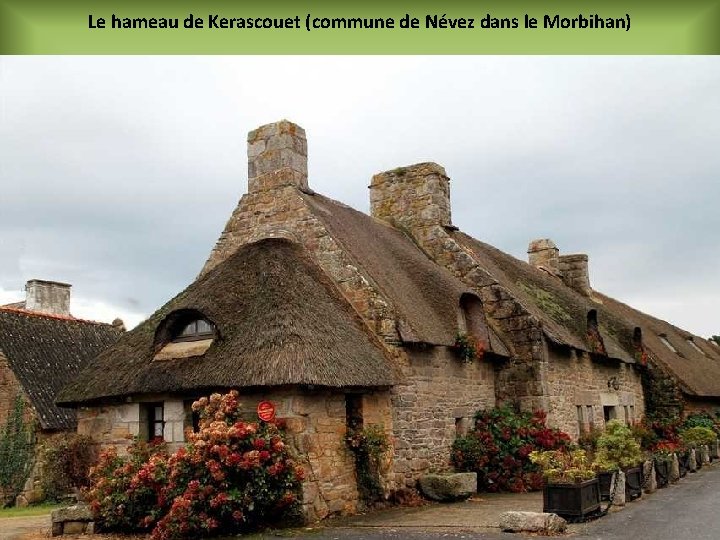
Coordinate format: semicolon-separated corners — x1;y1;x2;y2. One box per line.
257;400;276;422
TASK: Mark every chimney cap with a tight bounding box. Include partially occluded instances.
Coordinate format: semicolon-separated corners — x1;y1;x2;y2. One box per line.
528;238;558;253
26;279;72;288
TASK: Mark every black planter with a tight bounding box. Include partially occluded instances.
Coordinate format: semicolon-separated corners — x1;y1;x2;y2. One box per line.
597;471;613;501
624;466;642;501
654;459;670;488
678;452;690;477
543;478;601;519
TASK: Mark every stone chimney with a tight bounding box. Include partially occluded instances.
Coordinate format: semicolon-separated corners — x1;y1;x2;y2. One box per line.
247;120;307;193
527;239;560;276
369;163;451;230
559;254;591;296
25;279;71;316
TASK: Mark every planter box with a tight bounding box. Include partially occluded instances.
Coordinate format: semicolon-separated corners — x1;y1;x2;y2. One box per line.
543;478;600;519
597;471;613;501
678;452;690;477
654;459;670;488
624;466;642;501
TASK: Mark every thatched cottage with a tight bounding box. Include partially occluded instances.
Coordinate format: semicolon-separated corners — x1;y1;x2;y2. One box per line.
58;120;720;520
0;280;122;504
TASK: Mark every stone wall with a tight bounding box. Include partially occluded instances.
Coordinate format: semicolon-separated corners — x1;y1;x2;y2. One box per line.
682;397;720;417
544;344;645;439
391;347;495;488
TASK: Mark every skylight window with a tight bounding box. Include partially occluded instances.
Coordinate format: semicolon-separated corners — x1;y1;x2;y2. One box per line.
687;339;706;356
658;335;677;353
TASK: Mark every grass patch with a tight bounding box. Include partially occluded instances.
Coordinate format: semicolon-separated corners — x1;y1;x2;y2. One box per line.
0;502;63;518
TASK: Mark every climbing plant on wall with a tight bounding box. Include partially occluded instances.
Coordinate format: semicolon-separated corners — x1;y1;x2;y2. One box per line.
0;395;35;507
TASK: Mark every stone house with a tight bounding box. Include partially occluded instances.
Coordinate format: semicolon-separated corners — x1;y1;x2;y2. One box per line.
57;120;720;520
0;280;123;504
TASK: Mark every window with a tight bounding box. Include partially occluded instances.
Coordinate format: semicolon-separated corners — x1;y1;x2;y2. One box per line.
658;334;677;353
143;403;164;441
586;406;595;430
577;406;585;434
603;405;617;423
624;406;630;425
174;319;215;342
687;339;706;356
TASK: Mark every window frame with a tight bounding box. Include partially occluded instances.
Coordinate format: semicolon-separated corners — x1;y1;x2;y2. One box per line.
172;319;216;343
144;402;165;441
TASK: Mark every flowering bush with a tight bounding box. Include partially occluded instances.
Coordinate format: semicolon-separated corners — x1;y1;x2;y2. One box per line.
85;391;303;539
451;406;571;492
452;333;486;363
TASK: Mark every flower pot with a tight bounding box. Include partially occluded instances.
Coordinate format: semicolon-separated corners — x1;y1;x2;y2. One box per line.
597;471;613;501
624;466;642;501
654;459;670;488
543;478;600;519
678;452;690;478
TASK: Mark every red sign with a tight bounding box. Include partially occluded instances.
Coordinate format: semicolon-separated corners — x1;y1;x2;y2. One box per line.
257;400;276;422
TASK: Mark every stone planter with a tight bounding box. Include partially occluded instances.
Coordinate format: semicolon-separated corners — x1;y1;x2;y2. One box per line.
710;440;720;461
654;459;670;488
678;452;690;478
597;471;613;501
624;466;643;501
543;478;600;520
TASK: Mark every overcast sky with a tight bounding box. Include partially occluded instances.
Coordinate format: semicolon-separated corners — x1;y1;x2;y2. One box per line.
0;56;718;337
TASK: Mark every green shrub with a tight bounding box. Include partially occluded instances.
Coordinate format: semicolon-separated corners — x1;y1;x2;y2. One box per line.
680;426;716;448
682;413;717;432
592;420;644;472
530;449;595;484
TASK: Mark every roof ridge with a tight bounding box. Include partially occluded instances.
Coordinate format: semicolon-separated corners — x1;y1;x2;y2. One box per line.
0;306;114;327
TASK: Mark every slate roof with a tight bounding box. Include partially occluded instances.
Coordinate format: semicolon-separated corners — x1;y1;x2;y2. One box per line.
58;238;396;405
0;308;122;430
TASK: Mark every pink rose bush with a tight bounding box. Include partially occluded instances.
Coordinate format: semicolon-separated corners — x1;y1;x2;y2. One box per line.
85;391;304;539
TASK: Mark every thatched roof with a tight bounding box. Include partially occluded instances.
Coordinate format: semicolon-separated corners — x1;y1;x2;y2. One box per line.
452;232;636;364
597;293;720;398
58;239;395;406
302;192;510;355
0;309;122;430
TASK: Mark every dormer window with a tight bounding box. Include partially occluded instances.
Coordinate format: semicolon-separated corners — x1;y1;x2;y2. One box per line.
174;319;215;342
154;309;217;361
